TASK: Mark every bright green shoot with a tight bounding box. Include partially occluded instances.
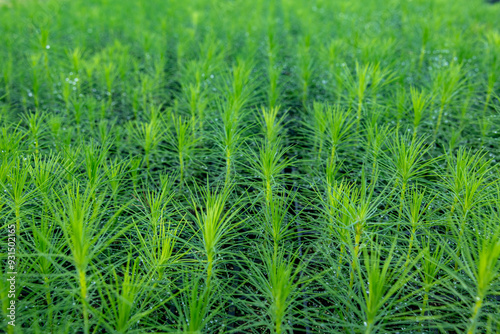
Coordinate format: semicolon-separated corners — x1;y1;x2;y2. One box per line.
341;62;395;130
246;248;310;334
22;109;46;155
381;133;433;224
95;255;165;334
309;102;356;163
402;186;434;264
173;273;221;333
55;183;129;334
3;156;33;234
249;139;292;205
128;119;164;170
136;175;174;231
166;114;198;186
432;61;464;138
134;219;185;281
364;122;391;177
216;98;248;186
355;238;423;333
103;158;129;204
442;148;494;227
261;190;300;254
444;209;500;334
259;105;286;146
418;235;449;318
409;86;432;141
190;185;242;285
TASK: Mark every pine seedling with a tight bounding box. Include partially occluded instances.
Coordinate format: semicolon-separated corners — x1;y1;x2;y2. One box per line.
418;25;430;72
135;174;174;232
432;62;464;139
402;186;434;264
364;122;391;178
134;219;185;281
71;96;85;133
165;114;199;186
322;179;353;276
323;39;345;101
189;184;243;287
443;208;500;333
130;85;140;121
354;237;423;333
483;65;497;117
56;184;94;333
297;35;313;107
0;155;12;188
103;157;129;204
261;189;300;255
82;140;110;192
61;72;74;114
93;119;118;146
483;31;499;118
334;172;380;287
380;133;433;226
307;102;355;163
0;122;27;155
410;86;432;141
226;58;255;114
441;148;496;271
368;62;397;108
418;235;449;320
214;59;256;186
341;62;395;131
103;62;117;110
25;205;66;331
47;114;63;149
216;98;248;187
128;118;164;170
259;106;286;146
395;85;407;132
95;255;163;333
28;152;67;201
248;139;292;205
184;82;208;134
342;62;371;130
38;27;50;76
54;182;129;334
83;53;98;86
129;156;142;192
2;155;34;234
83;96;99;131
177;40;216;126
243;247;314;334
152;54;165;90
441;148;494;236
139;73;155;113
171;272;222;333
0;106;8;126
60;144;82;182
323;103;356;164
67;47;83;77
22;110;46;155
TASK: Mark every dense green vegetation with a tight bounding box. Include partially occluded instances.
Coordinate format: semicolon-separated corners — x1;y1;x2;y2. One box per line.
1;0;500;332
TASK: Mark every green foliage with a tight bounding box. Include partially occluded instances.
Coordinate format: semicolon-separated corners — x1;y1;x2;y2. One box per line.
0;0;499;332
